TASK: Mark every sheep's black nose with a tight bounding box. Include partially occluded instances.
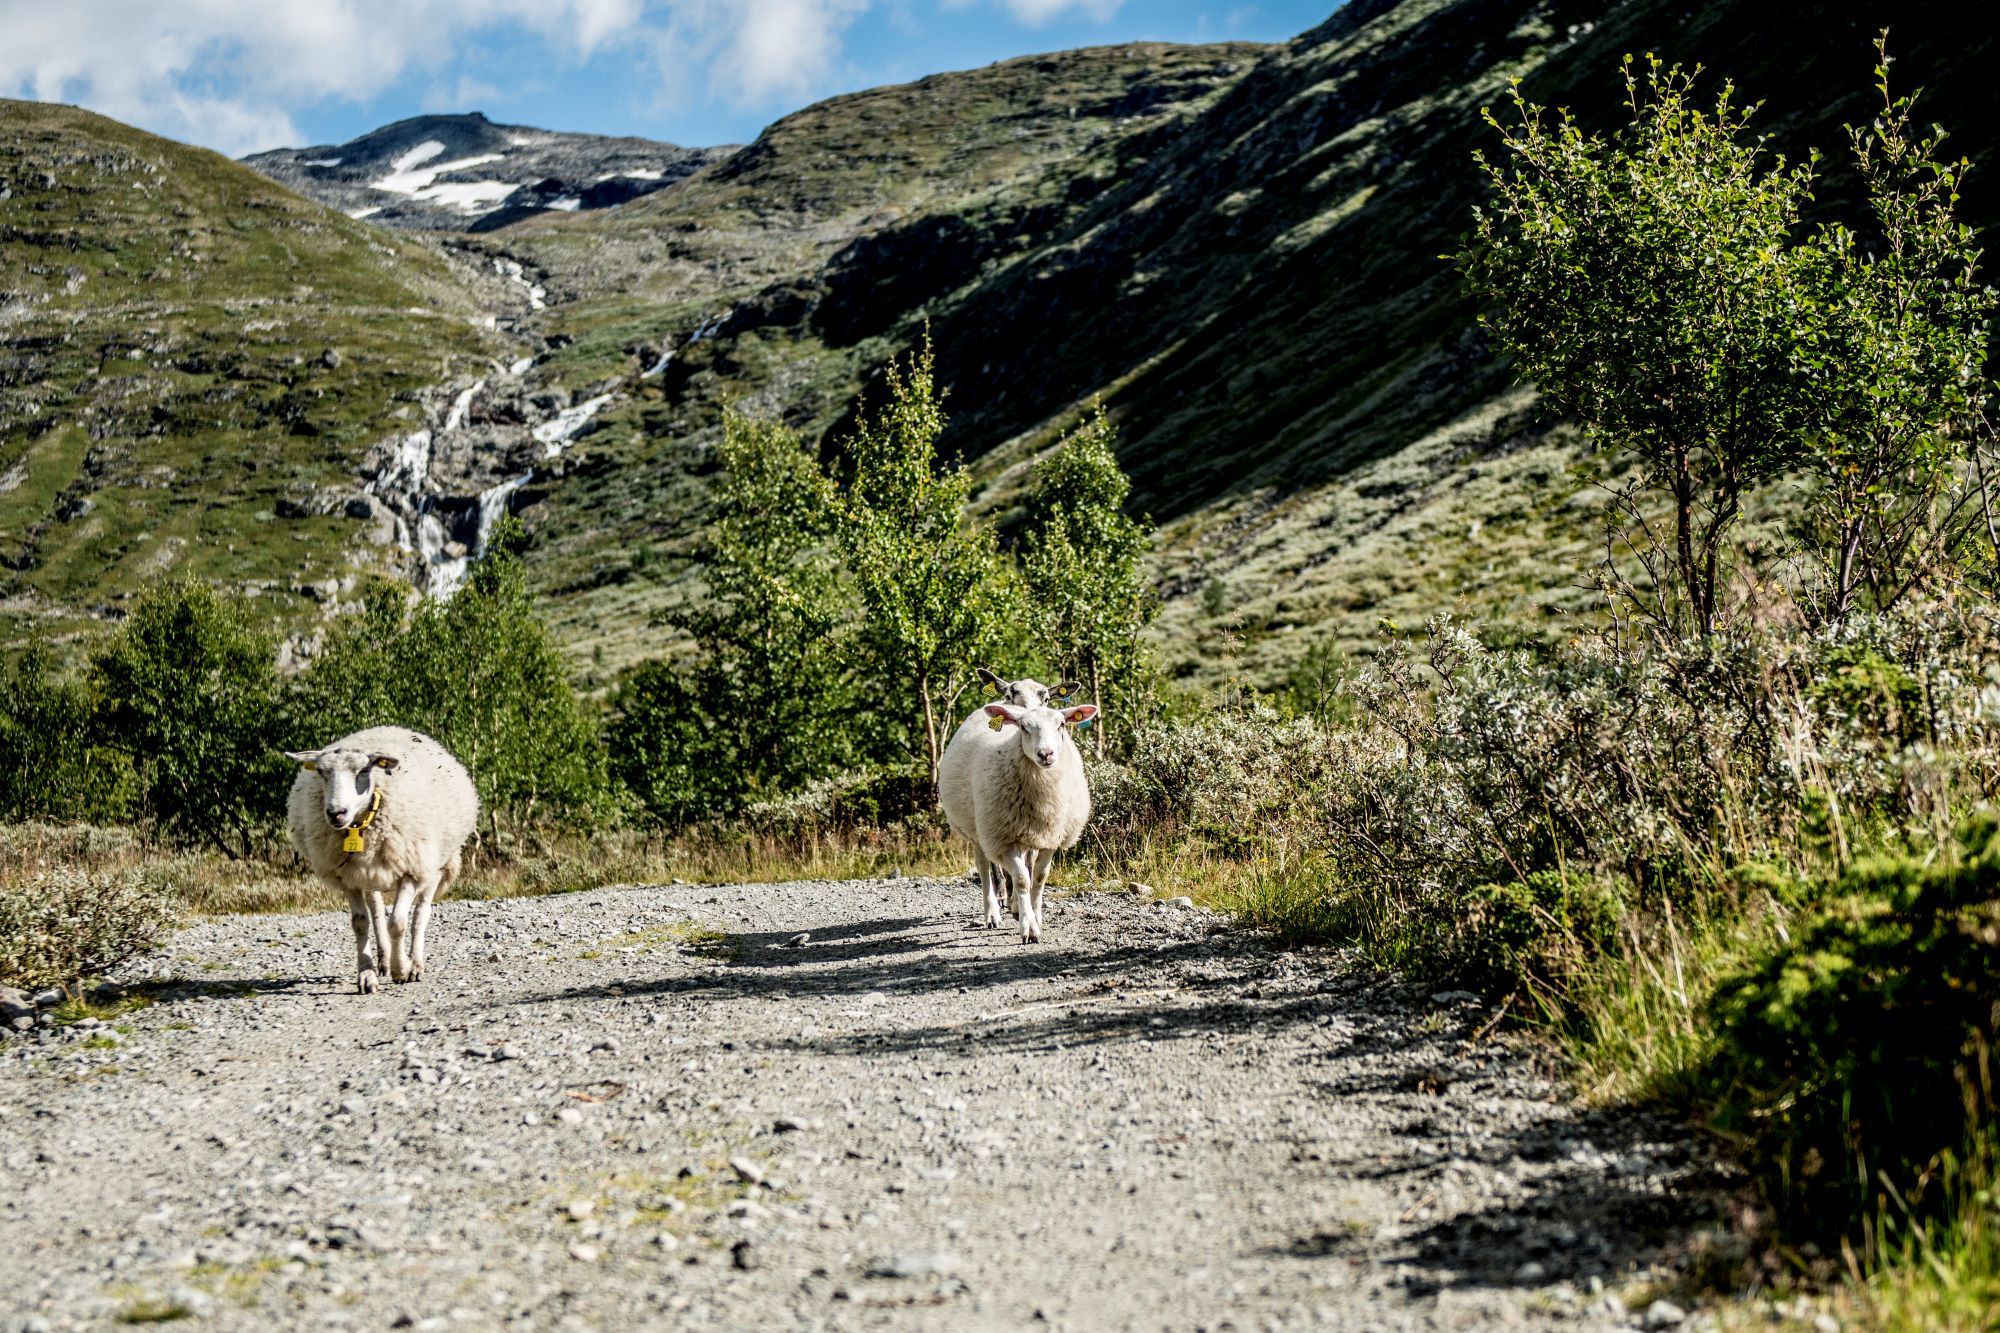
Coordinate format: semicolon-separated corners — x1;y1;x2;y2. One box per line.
326;807;349;825
1037;749;1056;766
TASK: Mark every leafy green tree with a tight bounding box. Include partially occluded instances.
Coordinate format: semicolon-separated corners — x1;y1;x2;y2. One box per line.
295;520;609;834
0;642;135;824
839;339;1019;782
1792;41;1996;620
1464;56;1821;636
1019;403;1157;753
608;410;856;824
89;578;288;858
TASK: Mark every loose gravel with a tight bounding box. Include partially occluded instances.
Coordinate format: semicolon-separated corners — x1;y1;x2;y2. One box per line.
0;877;1720;1331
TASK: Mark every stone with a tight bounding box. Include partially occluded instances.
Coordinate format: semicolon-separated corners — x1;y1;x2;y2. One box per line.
1514;1261;1546;1283
565;1199;595;1221
344;497;375;520
728;1157;765;1186
320;348;343;369
28;990;61;1008
781;933;811;949
773;1115;812;1134
1167;896;1194;910
731;1239;759;1270
1431;991;1482;1006
589;1039;620;1055
0;988;31;1023
495;1044;523;1061
867;1252;959;1279
1645;1299;1687;1328
567;1242;600;1263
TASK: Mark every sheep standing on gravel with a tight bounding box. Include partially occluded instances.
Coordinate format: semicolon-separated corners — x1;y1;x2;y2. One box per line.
285;727;479;993
944;671;1071;924
937;699;1098;943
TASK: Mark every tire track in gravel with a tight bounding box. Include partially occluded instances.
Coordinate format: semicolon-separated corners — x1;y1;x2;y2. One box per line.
0;878;1717;1331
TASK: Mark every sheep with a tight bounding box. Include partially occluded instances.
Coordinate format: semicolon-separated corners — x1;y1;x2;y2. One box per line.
937;699;1098;943
284;726;480;994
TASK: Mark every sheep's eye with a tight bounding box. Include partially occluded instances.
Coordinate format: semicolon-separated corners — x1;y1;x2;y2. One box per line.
355;770;371;789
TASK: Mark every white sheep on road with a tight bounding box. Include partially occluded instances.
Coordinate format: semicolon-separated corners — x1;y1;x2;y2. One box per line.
285;726;479;993
937;699;1098;943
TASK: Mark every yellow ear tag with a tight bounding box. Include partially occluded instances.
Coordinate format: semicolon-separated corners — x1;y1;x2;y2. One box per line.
988;714;1005;731
342;828;365;854
985;682;1000;697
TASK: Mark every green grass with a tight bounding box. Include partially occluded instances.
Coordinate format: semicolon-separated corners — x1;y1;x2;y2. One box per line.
0;100;500;646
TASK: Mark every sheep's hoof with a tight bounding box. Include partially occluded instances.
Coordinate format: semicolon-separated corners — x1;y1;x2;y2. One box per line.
356;969;379;994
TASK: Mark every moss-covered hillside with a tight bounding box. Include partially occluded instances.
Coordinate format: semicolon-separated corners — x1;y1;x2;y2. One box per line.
0;101;503;650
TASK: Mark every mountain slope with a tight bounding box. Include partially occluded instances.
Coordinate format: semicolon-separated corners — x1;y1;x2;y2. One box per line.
243;113;728;232
482;0;2000;686
0;100;506;646
7;0;1997;689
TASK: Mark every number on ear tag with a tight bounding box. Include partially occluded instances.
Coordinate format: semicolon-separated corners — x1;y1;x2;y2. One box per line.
342;828;364;854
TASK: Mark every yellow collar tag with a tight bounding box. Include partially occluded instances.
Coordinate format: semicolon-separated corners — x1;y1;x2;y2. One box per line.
342;786;383;854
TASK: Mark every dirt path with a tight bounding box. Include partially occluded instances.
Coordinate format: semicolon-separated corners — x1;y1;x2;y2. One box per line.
0;878;1712;1331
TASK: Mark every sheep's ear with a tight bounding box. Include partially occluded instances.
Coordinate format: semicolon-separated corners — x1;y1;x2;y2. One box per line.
983;703;1019;731
977;667;1005;697
1063;705;1099;726
370;754;400;773
284;750;320;771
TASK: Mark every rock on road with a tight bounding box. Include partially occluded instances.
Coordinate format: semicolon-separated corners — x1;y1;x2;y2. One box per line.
0;878;1709;1330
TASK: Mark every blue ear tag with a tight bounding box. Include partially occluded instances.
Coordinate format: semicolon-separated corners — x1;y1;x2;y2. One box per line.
1077;718;1095;732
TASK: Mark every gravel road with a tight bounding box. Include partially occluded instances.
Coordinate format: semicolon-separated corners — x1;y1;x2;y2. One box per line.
0;877;1717;1331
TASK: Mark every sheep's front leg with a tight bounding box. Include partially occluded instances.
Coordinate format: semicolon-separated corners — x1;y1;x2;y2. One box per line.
1003;849;1039;944
409;875;440;982
1028;849;1056;942
348;887;382;994
389;878;418;982
977;849;1005;929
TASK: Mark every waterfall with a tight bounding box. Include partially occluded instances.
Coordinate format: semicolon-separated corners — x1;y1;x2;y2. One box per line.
362;374;615;599
641;313;726;378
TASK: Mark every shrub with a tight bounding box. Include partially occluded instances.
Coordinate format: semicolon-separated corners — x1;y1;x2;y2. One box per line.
1699;817;2000;1238
295;525;612;832
0;642;134;824
0;864;182;993
89;577;289;858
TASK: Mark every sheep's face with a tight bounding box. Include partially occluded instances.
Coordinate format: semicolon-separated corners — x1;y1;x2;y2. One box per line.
287;748;400;829
984;703;1100;768
977;668;1082;710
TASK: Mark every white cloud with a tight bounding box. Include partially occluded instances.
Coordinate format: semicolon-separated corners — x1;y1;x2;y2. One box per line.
996;0;1123;22
0;0;652;155
939;0;1123;24
643;0;870;108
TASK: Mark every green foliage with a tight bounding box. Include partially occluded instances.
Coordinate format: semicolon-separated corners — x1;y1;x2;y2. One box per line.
88;578;288;858
0;643;134;823
837;338;1020;779
1467;47;1996;633
1466;56;1821;635
608;411;859;825
296;523;610;829
0;863;182;992
1701;817;2000;1239
1020;404;1156;750
1792;39;1997;620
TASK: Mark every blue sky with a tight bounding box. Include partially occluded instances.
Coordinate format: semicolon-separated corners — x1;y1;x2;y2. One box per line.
1;1;1341;158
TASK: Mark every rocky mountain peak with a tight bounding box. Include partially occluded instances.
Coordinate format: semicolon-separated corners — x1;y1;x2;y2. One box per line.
242;113;731;232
